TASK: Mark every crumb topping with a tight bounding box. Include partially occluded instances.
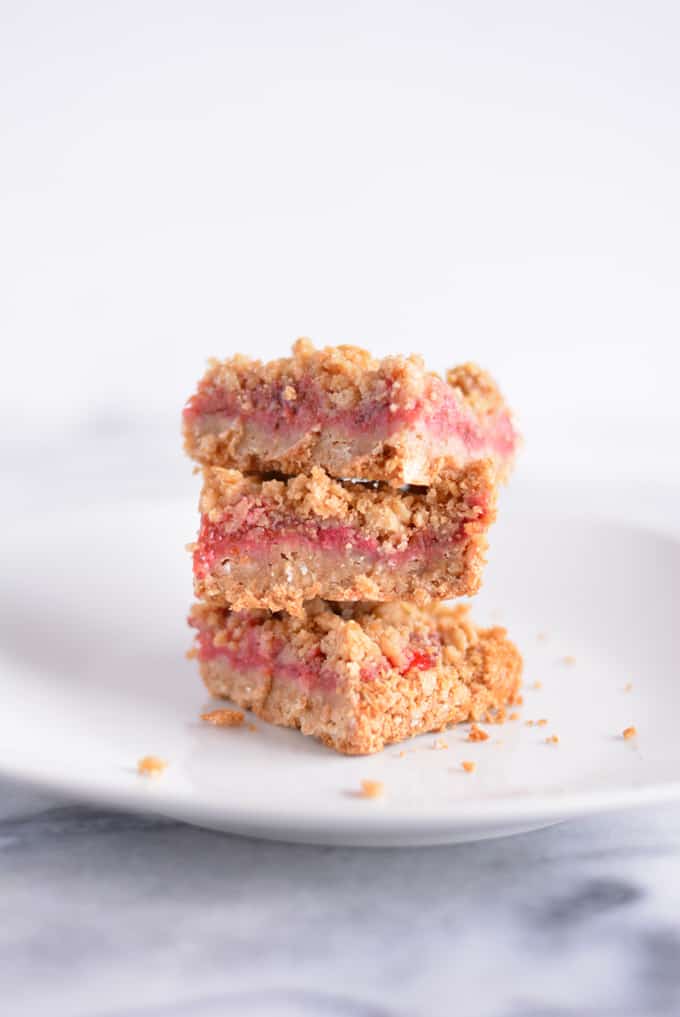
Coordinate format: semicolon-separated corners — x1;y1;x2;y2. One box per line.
196;338;429;416
446;362;507;419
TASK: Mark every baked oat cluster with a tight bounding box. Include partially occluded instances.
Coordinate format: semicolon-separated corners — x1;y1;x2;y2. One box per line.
183;339;522;754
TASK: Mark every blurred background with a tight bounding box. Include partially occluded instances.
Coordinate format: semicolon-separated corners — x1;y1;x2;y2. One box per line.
2;0;678;514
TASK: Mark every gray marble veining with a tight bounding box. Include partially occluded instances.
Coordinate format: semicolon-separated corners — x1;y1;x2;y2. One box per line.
4;777;680;1017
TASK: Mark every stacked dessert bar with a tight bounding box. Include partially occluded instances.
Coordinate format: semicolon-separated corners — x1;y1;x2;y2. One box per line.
184;339;522;754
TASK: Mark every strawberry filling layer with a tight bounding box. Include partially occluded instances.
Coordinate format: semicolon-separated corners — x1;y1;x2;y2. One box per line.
193;503;473;581
184;374;516;462
192;616;441;692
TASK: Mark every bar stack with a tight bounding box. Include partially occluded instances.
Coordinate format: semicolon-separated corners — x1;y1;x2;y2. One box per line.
183;339;522;754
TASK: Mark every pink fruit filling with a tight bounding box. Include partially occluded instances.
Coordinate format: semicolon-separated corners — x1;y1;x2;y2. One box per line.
422;382;516;458
193;505;471;582
191;615;441;692
184;373;514;461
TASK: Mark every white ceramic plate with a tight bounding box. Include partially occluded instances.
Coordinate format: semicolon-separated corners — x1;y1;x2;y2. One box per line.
1;492;679;846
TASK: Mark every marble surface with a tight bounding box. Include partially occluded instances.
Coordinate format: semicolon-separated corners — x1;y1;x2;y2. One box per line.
5;778;680;1017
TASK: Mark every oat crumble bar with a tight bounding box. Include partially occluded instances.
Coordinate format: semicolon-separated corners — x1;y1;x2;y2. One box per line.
193;460;496;615
189;599;523;755
183;339;518;486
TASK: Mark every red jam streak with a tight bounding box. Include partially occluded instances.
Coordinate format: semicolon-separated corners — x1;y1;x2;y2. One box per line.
191;616;441;692
192;503;478;581
184;373;517;462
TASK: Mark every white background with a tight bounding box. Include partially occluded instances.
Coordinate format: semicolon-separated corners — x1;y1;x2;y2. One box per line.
1;0;679;483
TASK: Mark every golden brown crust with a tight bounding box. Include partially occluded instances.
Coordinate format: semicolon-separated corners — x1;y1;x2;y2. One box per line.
191;600;523;755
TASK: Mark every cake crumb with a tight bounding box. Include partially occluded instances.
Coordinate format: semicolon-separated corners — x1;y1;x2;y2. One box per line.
623;726;637;740
137;755;167;777
509;712;520;721
546;735;559;745
360;779;384;799
537;632;547;642
201;708;245;727
514;694;524;706
563;655;576;666
247;723;257;732
468;724;489;742
525;720;535;727
461;760;476;773
399;750;407;758
432;738;449;750
537;718;548;727
532;681;543;690
185;647;199;660
624;682;633;693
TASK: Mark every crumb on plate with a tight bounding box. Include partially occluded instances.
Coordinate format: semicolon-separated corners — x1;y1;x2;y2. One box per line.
433;738;449;750
360;779;384;799
624;682;633;693
468;723;489;742
563;655;576;666
623;726;637;740
201;708;245;727
137;755;167;777
545;735;559;745
532;680;543;690
537;718;548;727
509;711;520;721
461;760;476;773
